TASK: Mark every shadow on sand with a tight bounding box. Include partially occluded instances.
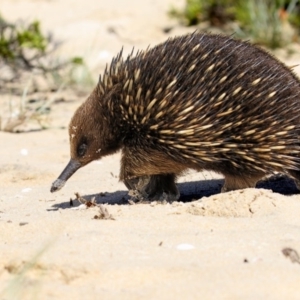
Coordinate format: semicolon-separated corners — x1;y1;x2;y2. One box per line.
50;174;299;210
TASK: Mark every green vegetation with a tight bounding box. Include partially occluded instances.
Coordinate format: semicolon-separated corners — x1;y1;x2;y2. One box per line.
170;0;300;48
0;14;93;88
0;16;55;81
0;14;94;132
170;0;236;26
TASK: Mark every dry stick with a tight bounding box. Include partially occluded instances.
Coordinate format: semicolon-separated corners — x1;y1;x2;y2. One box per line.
3;76;32;132
74;192;115;220
75;192;97;207
94;205;115;220
282;247;300;264
3;81;65;132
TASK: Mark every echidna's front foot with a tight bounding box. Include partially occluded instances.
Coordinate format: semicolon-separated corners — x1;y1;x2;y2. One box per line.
125;174;179;203
125;176;150;202
124;176;150;191
142;174;180;202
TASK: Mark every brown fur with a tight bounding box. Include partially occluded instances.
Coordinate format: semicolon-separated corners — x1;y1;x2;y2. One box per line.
51;32;300;200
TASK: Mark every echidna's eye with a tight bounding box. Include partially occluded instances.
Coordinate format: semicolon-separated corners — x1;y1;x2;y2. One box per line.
77;143;87;157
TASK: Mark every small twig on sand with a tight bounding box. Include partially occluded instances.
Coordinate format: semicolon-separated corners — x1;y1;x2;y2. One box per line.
75;192;97;207
282;247;300;264
74;192;115;220
93;205;115;220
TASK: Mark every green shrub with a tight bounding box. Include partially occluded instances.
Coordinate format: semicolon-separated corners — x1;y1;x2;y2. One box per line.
169;0;300;49
170;0;237;26
0;14;91;88
0;14;93;132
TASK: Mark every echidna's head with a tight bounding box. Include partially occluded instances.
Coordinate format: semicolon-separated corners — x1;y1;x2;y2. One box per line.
68;103;103;164
50;90;122;193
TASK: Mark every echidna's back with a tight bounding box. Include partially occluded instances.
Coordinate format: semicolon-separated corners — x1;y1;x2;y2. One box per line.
119;33;300;172
127;33;300;122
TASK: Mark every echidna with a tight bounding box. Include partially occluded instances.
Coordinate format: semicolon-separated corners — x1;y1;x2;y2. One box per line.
50;32;300;201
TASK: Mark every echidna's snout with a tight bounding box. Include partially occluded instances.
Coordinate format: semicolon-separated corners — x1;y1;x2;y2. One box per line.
50;159;81;193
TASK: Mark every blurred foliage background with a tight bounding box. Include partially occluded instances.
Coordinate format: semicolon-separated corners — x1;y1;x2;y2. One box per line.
1;0;300;131
0;14;93;132
170;0;300;49
0;14;92;92
1;0;300;90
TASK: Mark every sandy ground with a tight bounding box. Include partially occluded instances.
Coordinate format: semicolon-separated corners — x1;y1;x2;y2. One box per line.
1;0;300;299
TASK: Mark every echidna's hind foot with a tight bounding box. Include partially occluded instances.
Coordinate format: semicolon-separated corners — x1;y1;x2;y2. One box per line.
294;180;300;191
222;173;264;193
125;174;179;202
287;170;300;191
